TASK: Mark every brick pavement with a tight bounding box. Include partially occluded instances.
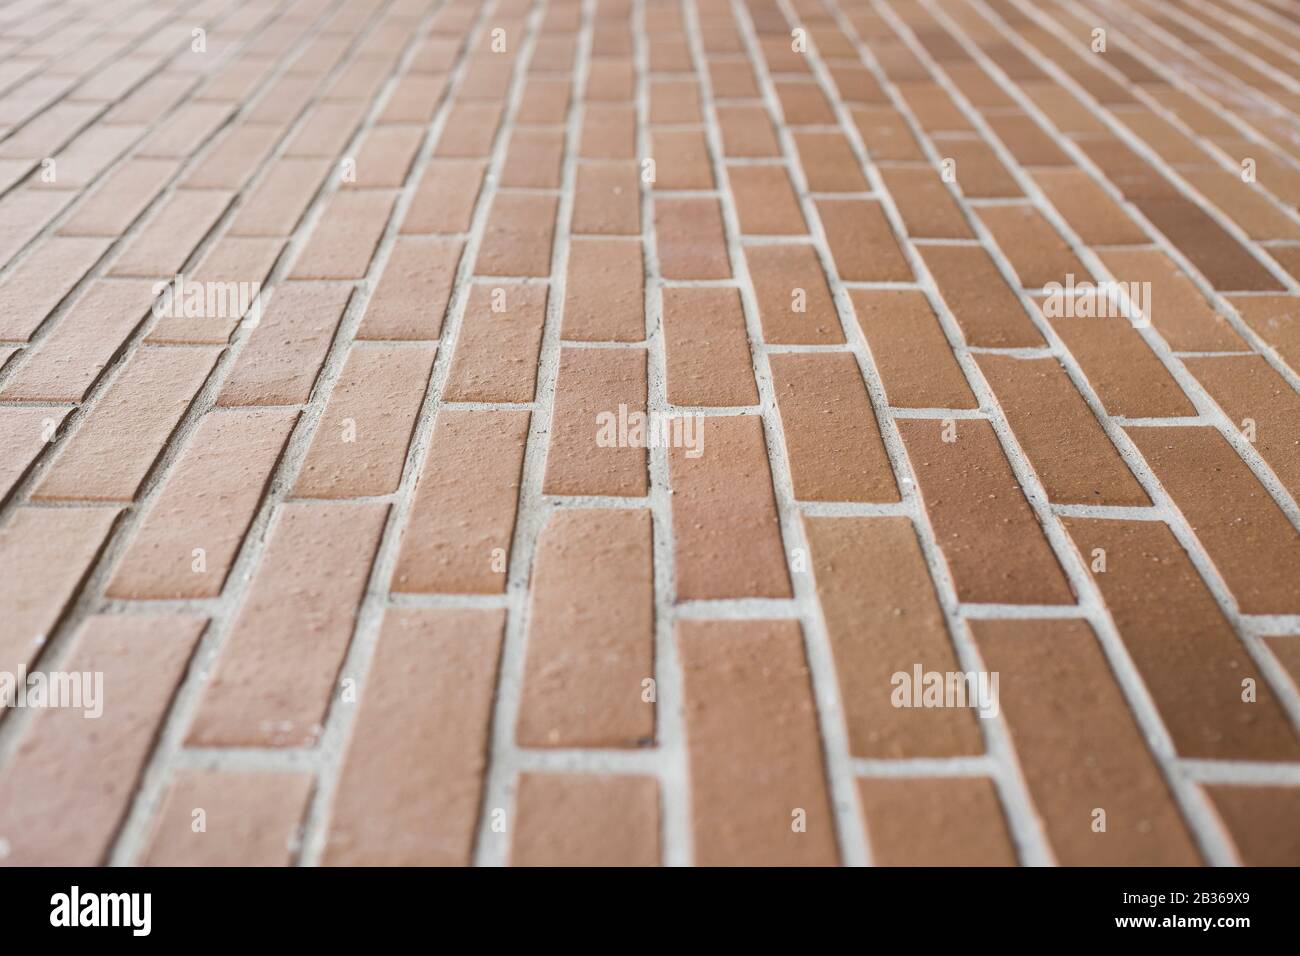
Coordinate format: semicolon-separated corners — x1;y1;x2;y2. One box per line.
1;0;1300;867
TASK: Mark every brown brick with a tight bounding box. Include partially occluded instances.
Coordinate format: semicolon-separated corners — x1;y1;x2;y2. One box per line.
217;282;353;406
879;166;974;239
0;506;119;676
774;81;836;125
977;355;1148;506
391;409;530;594
0;615;203;866
34;346;220;502
1231;295;1300;380
744;244;844;345
543;348;648;496
649;129;714;190
933;136;1021;199
500;128;565;188
848;289;976;409
357;236;462;340
1204;786;1300;866
1128;425;1300;614
510;773;661;866
804;515;982;757
379;72;449;124
678;619;839;866
105;409;297;600
517;509;654;746
475;193;557;277
1096;248;1243;351
770;352;898;502
516;78;571;124
668;414;790;599
1032;168;1147;245
141;771;314;866
661;286;758;407
655;197;730;280
974;619;1201;865
294;345;435;498
1185;355;1300;503
1064;517;1300;760
650;79;701;125
579;103;636;158
817;199;911;282
985;111;1070;166
402;160;486;234
857;777;1017;866
728;165;807;235
919;245;1044;348
976;204;1089;290
717;105;781;157
187;501;387;746
443;284;547;402
0;279;155;403
793;131;869;192
899;418;1075;605
572;162;640;235
1136;196;1284;292
851;104;925;161
562;238;644;341
323;609;504;865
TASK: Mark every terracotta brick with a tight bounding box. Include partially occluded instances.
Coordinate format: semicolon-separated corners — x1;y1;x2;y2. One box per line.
1183;170;1300;241
357;236;462;340
0;279;156;403
1031;168;1146;245
38;123;145;190
899;418;1075;605
217;282;353;406
109;189;233;278
851;104;925;161
655;197;730;280
402;160;486;234
817;199;911;282
0;189;75;268
500;128;565;189
770;352;897;502
543;348;648;496
710;59;760;98
1204;786;1300;866
290;190;396;279
0;236;111;341
1185;355;1300;503
562;238;644;341
517;509;654;746
516;78;571;124
668;414;790;599
985;111;1071;167
34;346;220;502
974;619;1201;865
1096;248;1243;351
434;101;504;158
717;105;781;157
0;407;64;502
1064;517;1300;760
323;609;504;865
977;355;1148;506
661;286;758;407
57;158;177;236
475;193;557;277
896;81;974;133
105;409;297;600
572;162;640;234
880;166;974;240
1230;295;1300;380
857;777;1017;866
919;245;1044;348
187;501;387;747
932;135;1021;199
1128;425;1300;615
975;204;1089;290
511;773;661;866
793;131;868;192
804;515;982;757
136;101;232;159
774;81;836;125
182;124;281;190
229;159;331;236
0;506;119;677
391;409;530;594
744;244;843;345
580;103;636;158
284;102;367;159
649;79;701;125
443;284;547;402
678;620;838;866
727;165;807;235
649;129;714;190
379;72;449;124
141;771;314;867
1138;196;1284;292
848;289;975;409
294;345;435;498
0;615;203;866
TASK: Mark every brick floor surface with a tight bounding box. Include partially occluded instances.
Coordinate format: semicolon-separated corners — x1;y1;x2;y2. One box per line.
1;0;1299;867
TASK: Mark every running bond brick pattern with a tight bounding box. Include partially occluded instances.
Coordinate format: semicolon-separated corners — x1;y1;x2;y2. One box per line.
3;0;1300;869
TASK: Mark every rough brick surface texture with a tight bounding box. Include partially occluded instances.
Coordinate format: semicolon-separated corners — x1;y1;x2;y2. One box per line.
1;0;1300;869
